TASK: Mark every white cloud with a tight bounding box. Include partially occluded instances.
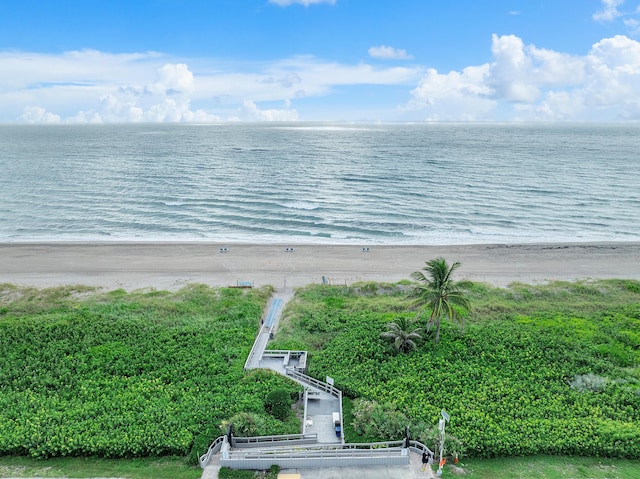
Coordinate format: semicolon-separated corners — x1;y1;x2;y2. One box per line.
5;33;640;123
593;0;625;21
592;0;640;35
368;45;413;60
233;100;298;121
405;66;495;121
269;0;335;6
9;58;220;124
404;34;640;121
624;17;640;34
193;56;420;105
18;106;61;124
2;48;420;123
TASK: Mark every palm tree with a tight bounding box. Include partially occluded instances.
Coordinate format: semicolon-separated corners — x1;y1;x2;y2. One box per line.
381;316;423;353
409;257;472;345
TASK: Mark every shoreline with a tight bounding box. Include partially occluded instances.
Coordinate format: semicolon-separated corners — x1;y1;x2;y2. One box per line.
1;241;639;291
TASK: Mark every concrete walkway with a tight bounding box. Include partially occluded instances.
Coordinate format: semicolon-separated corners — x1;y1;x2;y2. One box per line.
244;292;291;370
276;450;435;478
244;290;342;445
202;291;435;478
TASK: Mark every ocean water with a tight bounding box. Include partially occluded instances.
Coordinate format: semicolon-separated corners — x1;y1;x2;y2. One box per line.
1;123;639;245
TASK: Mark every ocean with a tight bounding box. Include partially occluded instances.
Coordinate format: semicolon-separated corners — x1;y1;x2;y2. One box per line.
1;123;639;245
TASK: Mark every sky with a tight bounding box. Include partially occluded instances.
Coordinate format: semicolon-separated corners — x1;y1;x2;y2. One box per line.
1;0;640;123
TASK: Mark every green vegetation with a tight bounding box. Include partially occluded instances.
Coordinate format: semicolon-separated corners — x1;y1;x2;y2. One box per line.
218;464;279;479
264;389;294;421
3;277;640;476
458;455;640;479
380;316;422;353
409;257;472;345
0;455;200;479
272;279;640;459
2;454;640;479
0;284;301;464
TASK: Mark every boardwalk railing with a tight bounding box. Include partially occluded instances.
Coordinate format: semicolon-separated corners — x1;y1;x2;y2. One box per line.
201;436;435;469
233;433;318;448
219;441;410;470
244;331;262;370
409;440;435;457
285;368;341;398
199;435;226;468
286;368;344;445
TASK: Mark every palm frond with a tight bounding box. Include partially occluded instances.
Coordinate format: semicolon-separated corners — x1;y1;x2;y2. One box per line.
407;257;471;345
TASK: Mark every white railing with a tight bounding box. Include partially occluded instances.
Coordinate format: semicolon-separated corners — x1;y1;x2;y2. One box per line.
285;368;341;398
233;433;318;448
199;435;226;468
243;335;261;370
262;349;306;358
285;368;345;444
218;441;410;469
409;439;435;457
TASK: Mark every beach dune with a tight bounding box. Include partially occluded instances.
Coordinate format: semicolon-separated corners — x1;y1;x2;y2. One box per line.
1;242;639;292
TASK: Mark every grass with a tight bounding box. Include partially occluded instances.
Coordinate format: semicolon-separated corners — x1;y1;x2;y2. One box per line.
457;455;640;479
2;455;639;479
0;456;201;479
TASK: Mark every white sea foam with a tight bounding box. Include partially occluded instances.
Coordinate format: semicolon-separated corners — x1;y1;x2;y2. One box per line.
280;201;320;210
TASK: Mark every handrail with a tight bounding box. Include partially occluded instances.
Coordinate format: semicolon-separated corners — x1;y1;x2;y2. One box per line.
235;440;405;455
225;442;407;459
262;349;306;357
285;368;341;398
409;439;435;457
243;333;262;370
199;435;226;468
234;433;318;444
337;388;344;444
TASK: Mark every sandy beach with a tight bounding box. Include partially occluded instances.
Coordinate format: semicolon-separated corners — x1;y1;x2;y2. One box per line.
1;241;639;292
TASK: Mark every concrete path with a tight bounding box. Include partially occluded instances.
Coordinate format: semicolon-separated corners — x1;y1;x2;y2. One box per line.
203;291;433;478
245;291;292;370
244;290;342;445
276;450;435;478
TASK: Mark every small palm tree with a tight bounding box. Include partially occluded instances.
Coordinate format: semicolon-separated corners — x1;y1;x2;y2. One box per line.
381;316;423;353
409;257;472;345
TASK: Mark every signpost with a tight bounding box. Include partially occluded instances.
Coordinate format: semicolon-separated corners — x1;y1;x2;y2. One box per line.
437;410;449;477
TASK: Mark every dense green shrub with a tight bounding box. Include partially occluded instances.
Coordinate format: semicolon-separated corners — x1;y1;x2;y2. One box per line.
266;464;280;479
276;280;640;459
0;284;301;460
264;389;293;421
350;398;408;439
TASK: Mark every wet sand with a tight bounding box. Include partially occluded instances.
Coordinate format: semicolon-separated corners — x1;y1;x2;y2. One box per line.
1;241;639;291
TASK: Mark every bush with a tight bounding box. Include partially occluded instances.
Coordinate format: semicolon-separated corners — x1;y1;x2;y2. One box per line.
351;398;408;440
0;285;302;460
264;389;293;421
222;412;267;437
266;464;280;479
277;280;640;459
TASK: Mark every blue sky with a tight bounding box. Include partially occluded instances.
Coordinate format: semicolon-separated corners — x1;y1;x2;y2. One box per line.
1;0;640;123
